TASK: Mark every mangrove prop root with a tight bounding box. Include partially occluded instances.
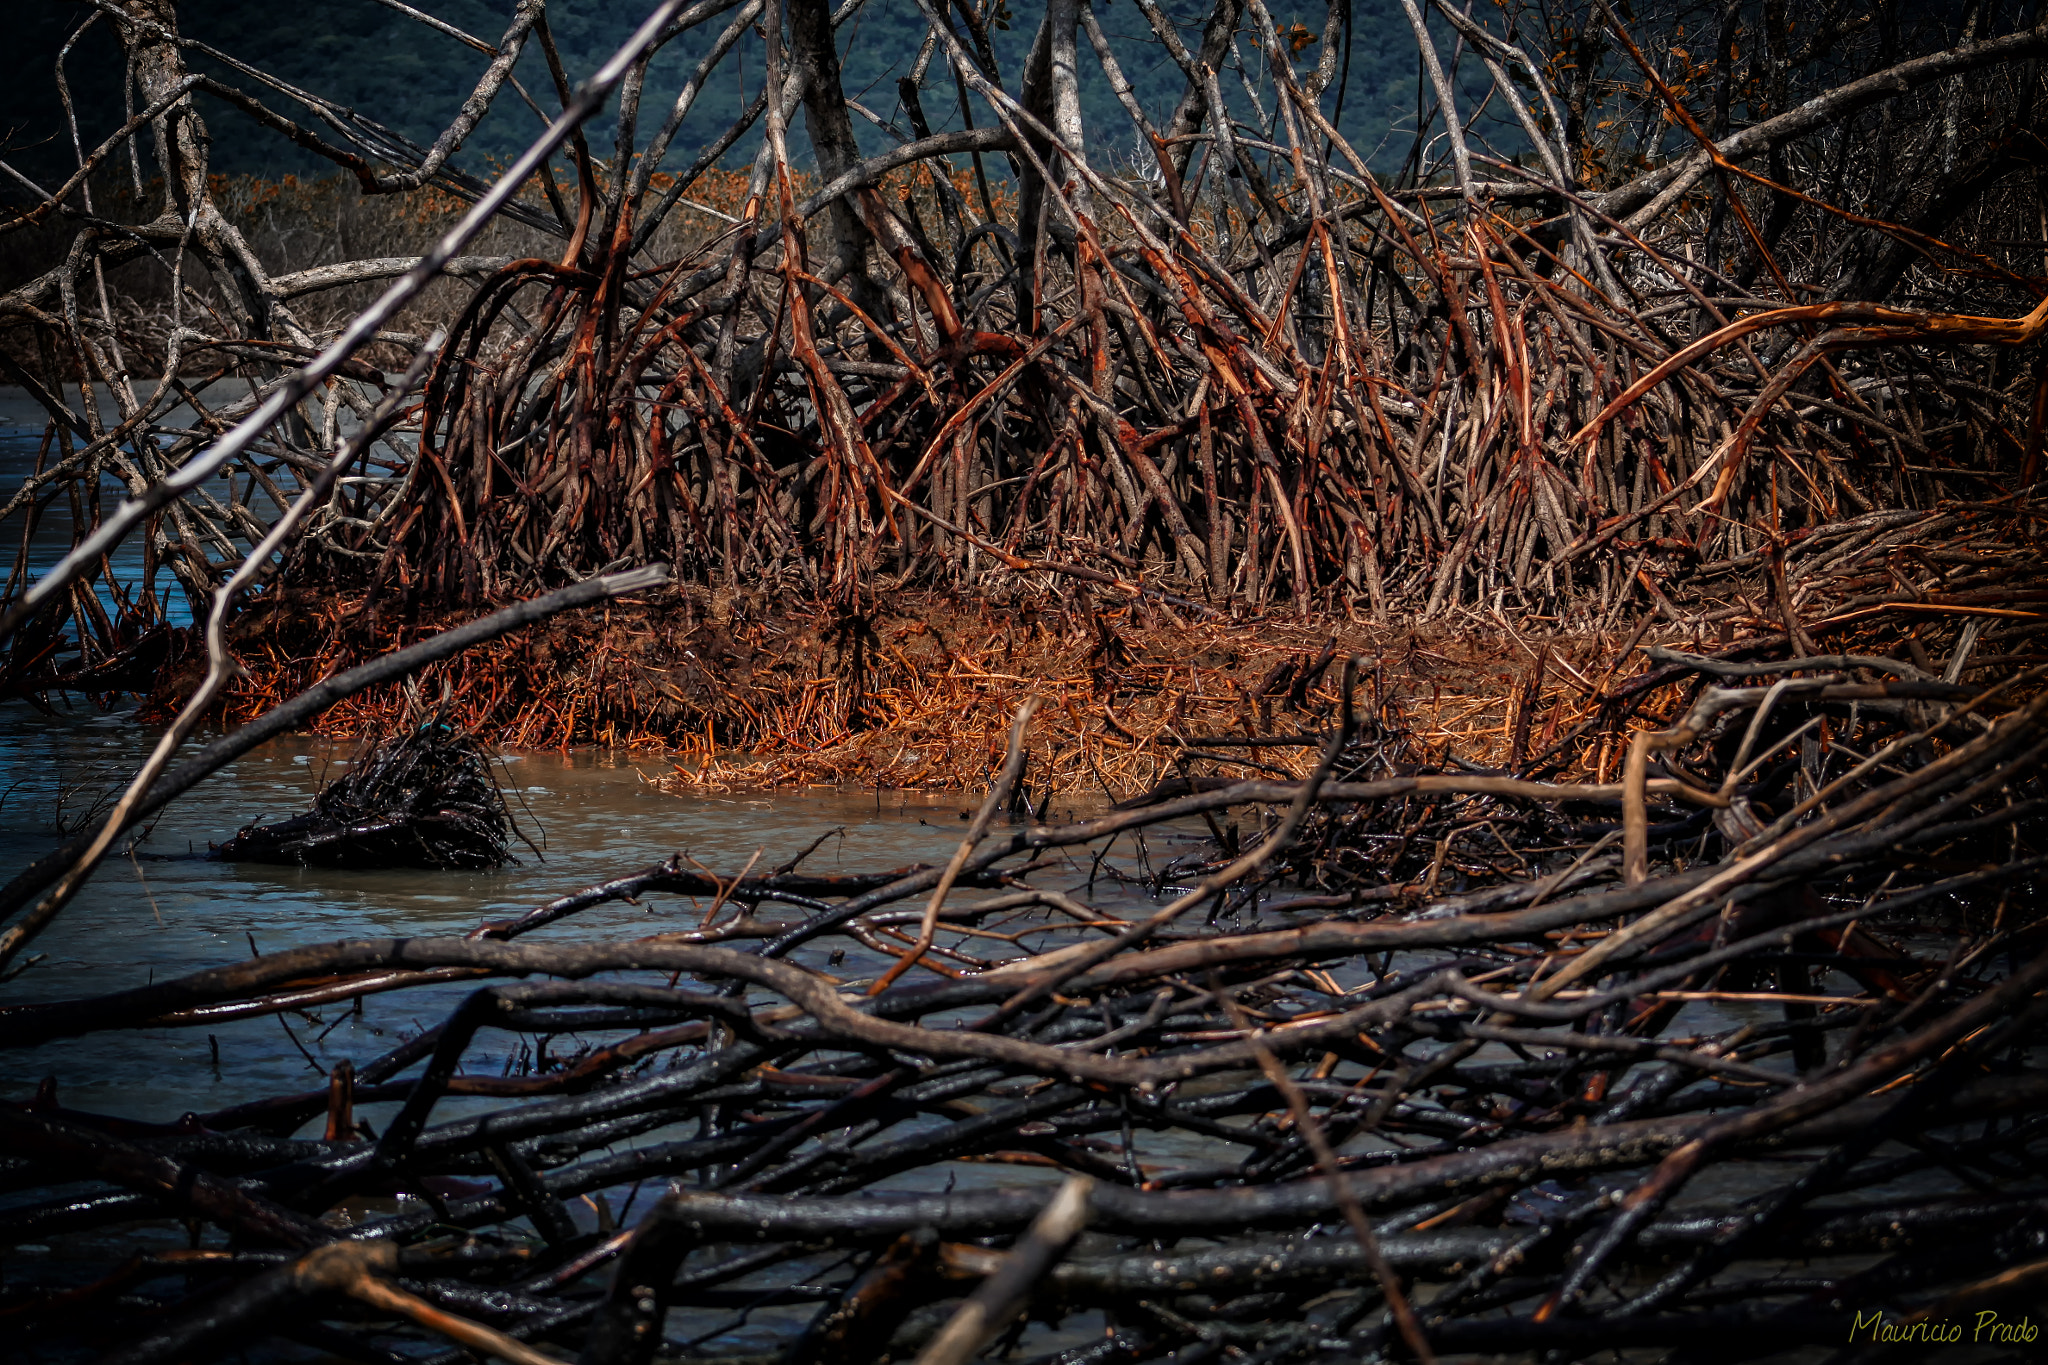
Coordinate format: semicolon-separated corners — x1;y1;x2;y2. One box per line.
2;0;2044;710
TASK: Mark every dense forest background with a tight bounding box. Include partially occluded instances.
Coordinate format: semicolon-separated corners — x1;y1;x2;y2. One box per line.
6;0;1526;186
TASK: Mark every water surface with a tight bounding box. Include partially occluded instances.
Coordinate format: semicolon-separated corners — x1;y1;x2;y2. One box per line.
0;699;998;1122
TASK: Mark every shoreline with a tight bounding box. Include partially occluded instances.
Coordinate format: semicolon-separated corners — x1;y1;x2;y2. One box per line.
113;586;1736;798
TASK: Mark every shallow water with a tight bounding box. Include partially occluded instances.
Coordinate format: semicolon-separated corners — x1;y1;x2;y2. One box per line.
0;706;1979;1364
0;395;1973;1360
0;698;1172;1358
0;698;1015;1122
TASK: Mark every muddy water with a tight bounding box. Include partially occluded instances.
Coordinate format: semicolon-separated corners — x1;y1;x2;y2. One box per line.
0;703;1158;1359
0;701;1068;1120
0;396;1906;1359
0;716;1937;1362
0;690;1805;1150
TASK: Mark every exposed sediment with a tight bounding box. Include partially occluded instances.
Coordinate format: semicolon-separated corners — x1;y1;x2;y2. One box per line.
135;496;2048;799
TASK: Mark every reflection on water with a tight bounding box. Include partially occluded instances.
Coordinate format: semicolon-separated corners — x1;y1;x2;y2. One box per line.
0;698;1000;1123
0;702;1968;1362
0;692;1821;1137
0;698;1160;1357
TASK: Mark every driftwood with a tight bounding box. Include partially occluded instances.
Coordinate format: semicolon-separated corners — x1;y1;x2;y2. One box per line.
0;647;2041;1363
0;3;2042;1360
213;717;517;870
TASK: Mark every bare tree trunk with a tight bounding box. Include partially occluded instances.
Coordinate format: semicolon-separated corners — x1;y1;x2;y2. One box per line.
787;0;873;288
1152;0;1247;183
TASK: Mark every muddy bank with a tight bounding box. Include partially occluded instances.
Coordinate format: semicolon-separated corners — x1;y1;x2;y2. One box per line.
128;585;1634;790
124;564;2037;798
